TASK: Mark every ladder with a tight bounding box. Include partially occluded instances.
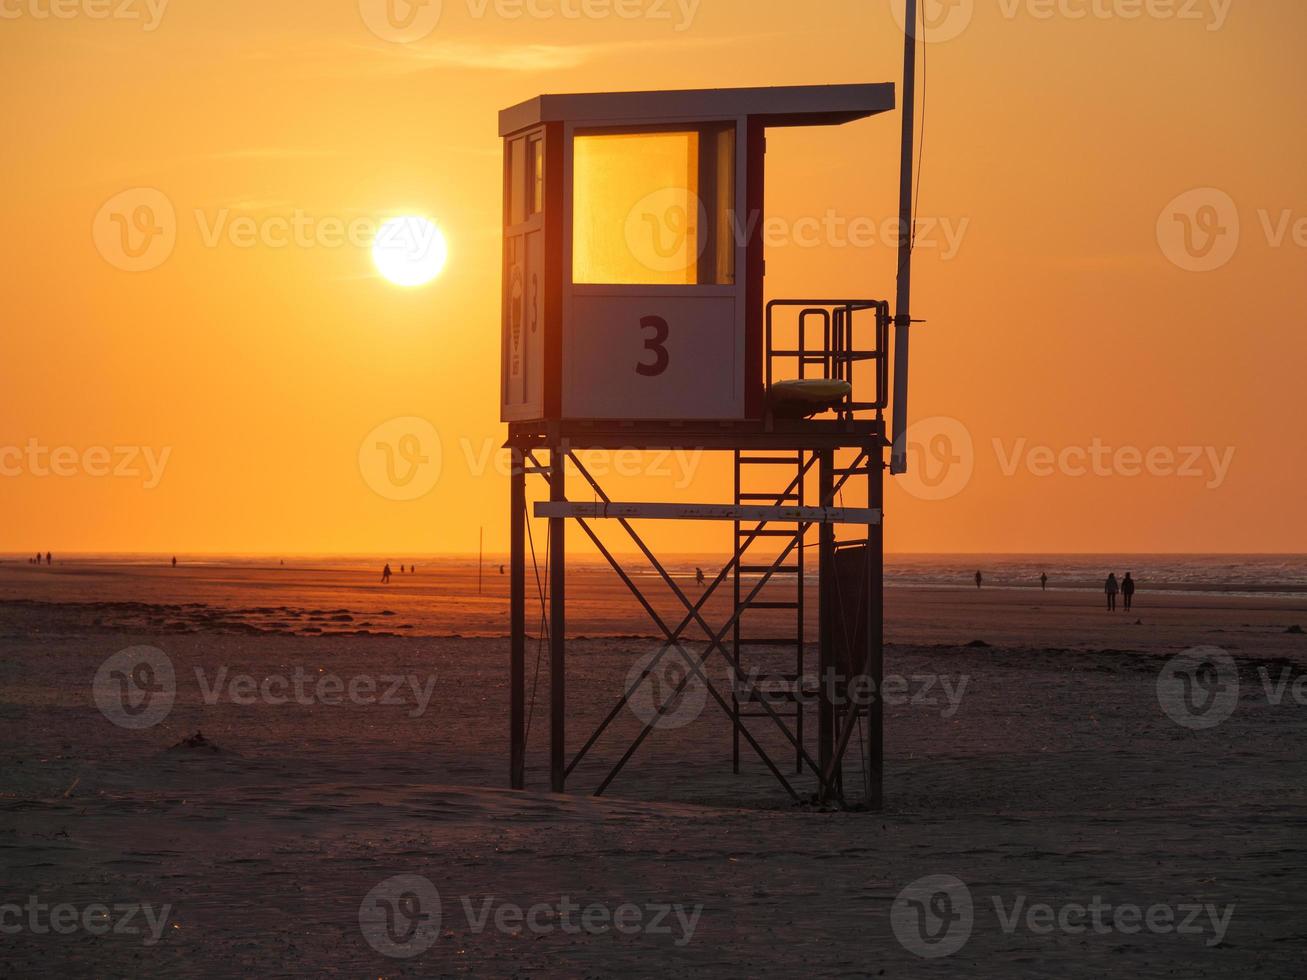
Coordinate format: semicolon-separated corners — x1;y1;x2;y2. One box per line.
732;450;808;774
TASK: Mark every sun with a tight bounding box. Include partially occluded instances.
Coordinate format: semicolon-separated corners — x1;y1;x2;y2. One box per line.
372;216;447;287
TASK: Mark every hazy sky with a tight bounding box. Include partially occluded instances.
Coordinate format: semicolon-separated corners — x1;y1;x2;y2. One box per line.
2;0;1304;555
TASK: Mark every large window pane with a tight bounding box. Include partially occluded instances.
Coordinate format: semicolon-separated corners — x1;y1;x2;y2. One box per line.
572;128;734;286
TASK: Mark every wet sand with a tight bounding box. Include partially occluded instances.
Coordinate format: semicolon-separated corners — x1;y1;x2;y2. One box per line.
0;561;1304;976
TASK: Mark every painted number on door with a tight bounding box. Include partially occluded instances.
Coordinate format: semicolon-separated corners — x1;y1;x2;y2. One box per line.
636;315;670;377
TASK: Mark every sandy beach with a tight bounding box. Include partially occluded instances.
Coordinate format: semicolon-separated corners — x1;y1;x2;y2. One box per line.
0;558;1304;977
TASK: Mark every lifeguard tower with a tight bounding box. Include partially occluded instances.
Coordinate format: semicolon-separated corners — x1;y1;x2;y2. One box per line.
502;15;923;810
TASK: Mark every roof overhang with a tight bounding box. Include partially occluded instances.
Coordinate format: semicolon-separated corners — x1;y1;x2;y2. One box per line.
499;83;895;137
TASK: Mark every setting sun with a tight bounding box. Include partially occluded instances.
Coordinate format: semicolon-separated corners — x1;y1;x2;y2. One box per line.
372;216;447;287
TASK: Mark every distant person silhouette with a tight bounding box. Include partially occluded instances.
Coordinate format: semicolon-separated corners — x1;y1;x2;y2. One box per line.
171;556;177;568
975;570;983;589
45;552;52;566
696;567;706;587
499;565;505;575
382;564;392;584
1040;572;1048;591
1122;572;1136;612
1105;573;1119;611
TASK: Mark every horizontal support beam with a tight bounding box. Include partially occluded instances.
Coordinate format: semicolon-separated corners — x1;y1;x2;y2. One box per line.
534;501;882;525
507;419;885;453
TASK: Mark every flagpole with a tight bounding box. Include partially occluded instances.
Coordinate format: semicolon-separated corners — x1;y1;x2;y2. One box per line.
890;0;919;474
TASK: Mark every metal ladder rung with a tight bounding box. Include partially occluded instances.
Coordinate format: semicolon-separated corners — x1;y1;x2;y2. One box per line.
741;600;801;610
737;492;801;502
735;637;801;647
739;564;800;574
738;528;801;538
737;456;802;466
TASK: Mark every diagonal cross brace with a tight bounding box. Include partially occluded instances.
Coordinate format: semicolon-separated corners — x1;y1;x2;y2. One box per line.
523;447;873;802
565;453;838;796
525;450;824;797
561;450;871;799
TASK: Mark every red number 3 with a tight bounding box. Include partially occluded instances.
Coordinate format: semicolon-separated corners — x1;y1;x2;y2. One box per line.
637;315;670;377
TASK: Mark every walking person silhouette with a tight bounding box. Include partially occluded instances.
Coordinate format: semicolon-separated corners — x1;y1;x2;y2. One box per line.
1122;572;1136;612
1105;573;1119;611
382;563;392;584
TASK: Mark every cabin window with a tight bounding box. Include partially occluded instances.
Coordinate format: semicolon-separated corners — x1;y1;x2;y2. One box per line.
572;126;735;286
508;137;526;226
527;137;544;216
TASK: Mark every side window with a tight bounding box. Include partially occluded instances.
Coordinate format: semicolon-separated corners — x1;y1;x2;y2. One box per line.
572;126;735;286
527;137;544;217
508;137;526;226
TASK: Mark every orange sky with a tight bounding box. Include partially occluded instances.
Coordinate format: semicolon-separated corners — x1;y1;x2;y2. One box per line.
2;0;1304;556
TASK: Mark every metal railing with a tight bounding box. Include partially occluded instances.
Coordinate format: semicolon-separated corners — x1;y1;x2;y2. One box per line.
765;299;891;420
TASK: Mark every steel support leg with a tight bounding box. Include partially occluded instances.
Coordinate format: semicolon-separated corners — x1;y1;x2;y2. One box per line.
549;445;566;793
510;447;526;790
818;450;835;798
867;443;885;809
